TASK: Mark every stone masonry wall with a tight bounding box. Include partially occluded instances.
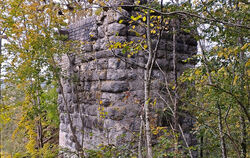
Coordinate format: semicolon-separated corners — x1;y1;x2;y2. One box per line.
58;3;197;155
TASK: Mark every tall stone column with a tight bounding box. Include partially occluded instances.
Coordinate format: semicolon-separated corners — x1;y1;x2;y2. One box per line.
58;1;197;156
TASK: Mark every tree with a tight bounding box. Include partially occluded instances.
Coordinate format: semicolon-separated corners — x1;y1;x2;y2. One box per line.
179;1;249;157
0;0;72;156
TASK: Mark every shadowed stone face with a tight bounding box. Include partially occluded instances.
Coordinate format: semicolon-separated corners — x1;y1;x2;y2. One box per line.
58;2;197;155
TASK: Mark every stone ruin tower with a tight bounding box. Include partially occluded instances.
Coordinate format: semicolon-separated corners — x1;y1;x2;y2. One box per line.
58;0;197;155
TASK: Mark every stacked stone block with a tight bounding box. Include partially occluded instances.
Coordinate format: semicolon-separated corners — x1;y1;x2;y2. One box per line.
58;5;197;154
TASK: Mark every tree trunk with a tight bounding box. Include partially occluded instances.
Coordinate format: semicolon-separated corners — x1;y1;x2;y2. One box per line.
172;23;179;157
178;124;193;158
0;37;2;157
144;8;153;158
37;119;43;148
200;136;203;158
240;115;246;158
238;36;247;158
217;103;227;158
138;114;144;158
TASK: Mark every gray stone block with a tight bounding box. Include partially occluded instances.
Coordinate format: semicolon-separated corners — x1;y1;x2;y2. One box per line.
95;50;113;59
96;58;108;70
107;106;126;120
86;105;98;116
81;44;93;52
101;92;125;101
101;81;129;93
109;36;127;44
60;113;65;123
104;9;129;24
107;69;127;80
108;58;126;69
98;26;106;38
103;119;116;129
129;79;144;91
60;123;69;133
107;23;127;36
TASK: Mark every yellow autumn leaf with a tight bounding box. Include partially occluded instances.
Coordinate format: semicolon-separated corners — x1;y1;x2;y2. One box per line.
143;16;146;21
143;44;148;49
245;60;250;67
241;43;249;50
218;51;223;57
99;1;106;6
195;69;201;75
99;100;103;104
151;29;156;34
119;19;123;24
218;66;225;73
224;54;228;59
247;69;250;76
233;75;238;85
188;76;193;81
117;7;122;12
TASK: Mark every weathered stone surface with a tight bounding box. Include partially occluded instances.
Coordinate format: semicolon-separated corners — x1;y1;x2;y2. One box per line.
96;58;108;70
93;39;101;51
89;25;98;41
129;79;144;91
107;106;126;120
157;50;168;58
107;69;127;80
152;39;167;50
127;70;137;80
65;85;72;93
176;42;188;52
128;25;146;36
109;36;127;44
107;23;127;36
83;82;91;91
101;81;129;93
99;70;107;80
95;50;113;59
84;116;98;129
60;113;66;124
104;9;129;24
93;37;109;51
125;104;140;118
58;2;197;155
81;44;93;52
108;0;134;6
101;92;125;101
154;58;170;68
103;119;116;129
97;25;105;38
